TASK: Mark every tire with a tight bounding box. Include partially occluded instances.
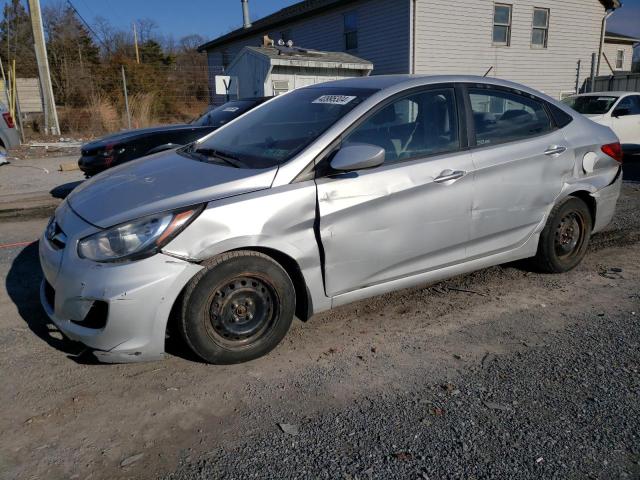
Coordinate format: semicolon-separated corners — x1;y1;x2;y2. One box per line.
531;197;592;273
180;251;295;364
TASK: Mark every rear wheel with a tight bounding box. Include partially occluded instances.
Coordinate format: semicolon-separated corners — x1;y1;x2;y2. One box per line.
532;197;592;273
180;251;295;364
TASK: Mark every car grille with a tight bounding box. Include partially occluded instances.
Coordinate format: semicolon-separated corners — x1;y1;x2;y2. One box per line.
45;218;67;250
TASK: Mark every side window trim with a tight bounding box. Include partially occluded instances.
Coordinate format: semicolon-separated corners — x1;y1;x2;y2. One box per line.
463;83;557;149
308;84;468;180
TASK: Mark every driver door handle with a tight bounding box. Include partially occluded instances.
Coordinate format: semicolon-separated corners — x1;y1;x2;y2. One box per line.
544;145;567;156
434;170;466;184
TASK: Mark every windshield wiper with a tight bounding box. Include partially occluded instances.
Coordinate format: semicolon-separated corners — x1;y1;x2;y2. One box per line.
191;147;245;168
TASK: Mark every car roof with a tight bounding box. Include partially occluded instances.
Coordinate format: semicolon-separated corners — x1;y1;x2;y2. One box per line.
305;74;558;99
570;91;639;97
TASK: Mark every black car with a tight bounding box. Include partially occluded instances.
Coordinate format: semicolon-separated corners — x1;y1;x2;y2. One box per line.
78;97;270;176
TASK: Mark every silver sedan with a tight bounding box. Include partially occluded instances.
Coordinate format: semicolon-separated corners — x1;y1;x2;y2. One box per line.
39;75;623;364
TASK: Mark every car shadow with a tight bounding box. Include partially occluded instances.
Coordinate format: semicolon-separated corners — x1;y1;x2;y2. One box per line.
623;152;640;182
50;180;83;199
5;242;97;363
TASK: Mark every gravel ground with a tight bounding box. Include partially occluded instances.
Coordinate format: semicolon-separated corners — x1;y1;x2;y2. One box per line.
1;170;638;480
166;310;640;480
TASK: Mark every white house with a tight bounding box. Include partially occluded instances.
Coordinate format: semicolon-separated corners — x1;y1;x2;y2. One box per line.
198;0;623;100
602;31;640;73
226;46;373;98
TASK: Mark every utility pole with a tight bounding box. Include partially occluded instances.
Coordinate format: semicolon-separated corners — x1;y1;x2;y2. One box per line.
27;0;60;136
133;22;140;64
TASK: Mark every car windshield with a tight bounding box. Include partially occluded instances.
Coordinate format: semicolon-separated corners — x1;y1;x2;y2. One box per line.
192;100;259;128
562;95;619;115
187;87;376;169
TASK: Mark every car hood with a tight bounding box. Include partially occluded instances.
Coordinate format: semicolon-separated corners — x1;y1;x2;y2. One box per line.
82;124;202;150
67;150;277;228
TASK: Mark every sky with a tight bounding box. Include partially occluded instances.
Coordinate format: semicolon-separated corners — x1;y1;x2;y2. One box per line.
38;0;301;42
16;0;640;51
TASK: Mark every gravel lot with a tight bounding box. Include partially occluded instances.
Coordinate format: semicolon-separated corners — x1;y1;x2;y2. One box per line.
0;164;638;480
168;311;640;480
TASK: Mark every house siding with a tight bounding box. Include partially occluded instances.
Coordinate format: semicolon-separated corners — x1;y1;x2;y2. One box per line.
414;0;606;99
205;0;410;76
602;41;634;72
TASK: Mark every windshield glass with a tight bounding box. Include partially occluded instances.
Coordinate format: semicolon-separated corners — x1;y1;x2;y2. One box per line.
562;95;619;115
193;100;258;127
190;87;376;169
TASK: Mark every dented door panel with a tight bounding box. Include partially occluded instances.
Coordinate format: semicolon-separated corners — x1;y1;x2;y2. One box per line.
317;152;475;297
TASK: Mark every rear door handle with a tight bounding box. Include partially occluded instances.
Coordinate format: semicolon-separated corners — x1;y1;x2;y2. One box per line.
544;145;567;156
434;170;466;183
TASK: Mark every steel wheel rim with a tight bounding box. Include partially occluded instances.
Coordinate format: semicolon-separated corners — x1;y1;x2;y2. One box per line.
554;210;586;259
204;275;279;348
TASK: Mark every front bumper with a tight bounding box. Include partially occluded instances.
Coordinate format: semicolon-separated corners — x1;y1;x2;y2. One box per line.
38;205;202;363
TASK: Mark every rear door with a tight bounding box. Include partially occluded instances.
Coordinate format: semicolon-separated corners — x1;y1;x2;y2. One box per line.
316;86;475;297
466;85;575;257
611;95;640;144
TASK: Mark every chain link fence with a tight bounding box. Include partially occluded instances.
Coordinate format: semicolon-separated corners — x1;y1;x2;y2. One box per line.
21;63;224;140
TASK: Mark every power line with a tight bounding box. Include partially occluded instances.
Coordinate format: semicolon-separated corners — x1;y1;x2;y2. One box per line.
65;0;109;50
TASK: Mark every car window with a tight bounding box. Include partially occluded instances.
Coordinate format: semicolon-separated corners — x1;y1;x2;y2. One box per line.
192;87;376;168
469;88;552;146
615;96;640;115
193;100;257;127
343;88;459;164
562;95;618;115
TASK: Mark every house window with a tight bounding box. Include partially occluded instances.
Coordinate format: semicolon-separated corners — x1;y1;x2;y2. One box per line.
531;8;549;48
493;4;512;46
272;80;290;96
344;11;358;51
616;50;625;69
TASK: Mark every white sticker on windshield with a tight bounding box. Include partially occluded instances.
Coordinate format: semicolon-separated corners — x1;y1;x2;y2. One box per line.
597;97;612;101
223;107;240;112
312;95;356;105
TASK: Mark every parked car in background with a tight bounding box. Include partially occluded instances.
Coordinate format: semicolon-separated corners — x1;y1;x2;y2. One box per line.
563;92;640;152
41;76;622;365
78;97;270;176
0;101;20;152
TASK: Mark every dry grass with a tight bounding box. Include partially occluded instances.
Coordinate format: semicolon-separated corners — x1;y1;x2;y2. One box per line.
90;96;120;132
128;93;156;129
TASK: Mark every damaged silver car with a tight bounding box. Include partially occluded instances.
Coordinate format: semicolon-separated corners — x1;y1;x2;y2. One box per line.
39;76;623;364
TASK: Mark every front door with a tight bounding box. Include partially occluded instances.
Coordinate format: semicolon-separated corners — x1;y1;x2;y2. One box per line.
316;87;475;297
466;86;575;257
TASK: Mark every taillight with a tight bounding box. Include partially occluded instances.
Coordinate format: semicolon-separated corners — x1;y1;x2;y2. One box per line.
2;112;14;129
601;142;623;163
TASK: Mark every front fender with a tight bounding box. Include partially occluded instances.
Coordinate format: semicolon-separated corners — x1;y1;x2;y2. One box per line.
162;183;331;314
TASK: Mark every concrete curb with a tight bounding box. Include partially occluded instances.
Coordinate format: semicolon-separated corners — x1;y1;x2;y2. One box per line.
0;193;60;220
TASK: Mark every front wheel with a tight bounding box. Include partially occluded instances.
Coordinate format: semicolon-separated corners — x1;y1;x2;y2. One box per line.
180;251;295;364
531;197;592;273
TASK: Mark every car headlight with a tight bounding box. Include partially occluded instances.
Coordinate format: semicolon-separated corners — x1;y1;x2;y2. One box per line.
78;206;203;262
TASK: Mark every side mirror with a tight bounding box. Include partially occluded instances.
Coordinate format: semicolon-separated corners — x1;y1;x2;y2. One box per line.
330;143;385;172
612;107;630;118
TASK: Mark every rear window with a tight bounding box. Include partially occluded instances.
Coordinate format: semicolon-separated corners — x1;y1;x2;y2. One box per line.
469;88;553;147
562;95;618;115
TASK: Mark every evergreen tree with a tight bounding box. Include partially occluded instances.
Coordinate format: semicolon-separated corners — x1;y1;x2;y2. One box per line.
44;4;100;105
0;0;37;76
